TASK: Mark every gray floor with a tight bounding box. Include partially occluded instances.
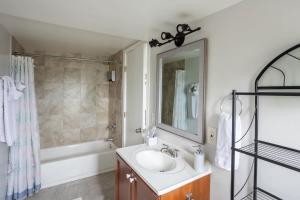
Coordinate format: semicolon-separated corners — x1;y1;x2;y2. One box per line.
29;172;115;200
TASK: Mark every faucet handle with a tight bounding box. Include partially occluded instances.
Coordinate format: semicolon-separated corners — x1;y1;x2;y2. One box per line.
162;144;169;148
173;149;179;158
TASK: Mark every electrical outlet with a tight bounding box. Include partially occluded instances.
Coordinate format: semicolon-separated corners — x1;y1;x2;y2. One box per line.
206;127;217;144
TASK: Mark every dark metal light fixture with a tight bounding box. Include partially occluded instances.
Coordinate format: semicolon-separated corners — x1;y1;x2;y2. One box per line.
149;24;201;48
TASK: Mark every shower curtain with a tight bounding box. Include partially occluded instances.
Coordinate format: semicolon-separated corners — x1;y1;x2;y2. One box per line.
172;70;187;130
6;56;41;200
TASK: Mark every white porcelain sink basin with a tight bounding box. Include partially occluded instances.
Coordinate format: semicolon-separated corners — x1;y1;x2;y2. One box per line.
135;150;177;172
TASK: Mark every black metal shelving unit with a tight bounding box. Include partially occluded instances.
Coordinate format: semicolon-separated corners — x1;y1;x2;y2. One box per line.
230;44;300;200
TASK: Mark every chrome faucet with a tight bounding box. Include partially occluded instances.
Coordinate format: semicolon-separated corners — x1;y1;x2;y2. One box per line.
160;144;179;158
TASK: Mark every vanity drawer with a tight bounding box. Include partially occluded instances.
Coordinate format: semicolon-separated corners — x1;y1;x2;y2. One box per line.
159;175;210;200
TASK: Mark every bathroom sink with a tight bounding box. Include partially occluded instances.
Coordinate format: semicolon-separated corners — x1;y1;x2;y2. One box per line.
135;150;178;172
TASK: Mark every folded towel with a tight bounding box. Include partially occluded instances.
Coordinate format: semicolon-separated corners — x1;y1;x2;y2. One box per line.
0;76;24;146
215;112;241;171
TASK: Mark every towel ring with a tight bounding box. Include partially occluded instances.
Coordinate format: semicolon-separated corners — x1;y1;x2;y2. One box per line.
220;95;243;115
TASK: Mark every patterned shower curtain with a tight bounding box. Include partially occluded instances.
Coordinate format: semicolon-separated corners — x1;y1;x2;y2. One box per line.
6;56;41;200
172;70;187;130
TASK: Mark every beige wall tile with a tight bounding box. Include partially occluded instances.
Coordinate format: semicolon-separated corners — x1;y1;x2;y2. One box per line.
63;60;83;69
81;84;96;113
96;97;109;114
63;129;80;145
97;84;109;98
32;55;45;66
34;66;45;84
80;127;97;142
96;67;109;84
81;64;97;83
40;136;54;149
45;67;64;83
96;112;108;125
97;123;109;139
45;57;64;68
64;99;81;114
63;114;81;129
52;130;65;146
64;83;81;100
35;82;44;99
80;113;97;129
43;83;63;115
64;68;81;83
39;115;63;133
35;55;116;148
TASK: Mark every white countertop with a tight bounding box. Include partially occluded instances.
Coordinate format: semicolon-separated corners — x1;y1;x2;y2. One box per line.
116;142;211;196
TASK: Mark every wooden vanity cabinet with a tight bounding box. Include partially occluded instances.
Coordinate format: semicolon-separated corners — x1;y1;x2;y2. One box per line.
116;154;210;200
116;155;158;200
116;155;132;200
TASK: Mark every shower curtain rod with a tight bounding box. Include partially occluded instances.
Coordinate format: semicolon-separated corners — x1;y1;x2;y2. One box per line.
12;52;106;63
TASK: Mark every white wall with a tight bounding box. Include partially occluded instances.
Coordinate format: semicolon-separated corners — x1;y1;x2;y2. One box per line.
0;24;11;200
149;0;300;199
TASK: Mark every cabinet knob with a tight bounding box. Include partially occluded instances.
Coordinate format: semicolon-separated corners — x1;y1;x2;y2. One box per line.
186;192;194;200
126;173;132;179
129;177;136;183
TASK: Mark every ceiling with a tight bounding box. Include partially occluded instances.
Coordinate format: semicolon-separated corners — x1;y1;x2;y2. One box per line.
0;0;243;57
0;13;135;58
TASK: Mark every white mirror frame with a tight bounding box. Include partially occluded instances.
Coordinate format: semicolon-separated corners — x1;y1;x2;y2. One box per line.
156;39;207;143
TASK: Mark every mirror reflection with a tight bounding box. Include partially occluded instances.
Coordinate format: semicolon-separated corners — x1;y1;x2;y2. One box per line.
161;50;200;134
157;39;206;143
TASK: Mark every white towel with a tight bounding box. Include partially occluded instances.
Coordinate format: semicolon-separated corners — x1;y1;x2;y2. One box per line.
188;82;199;119
0;76;24;146
215;112;241;171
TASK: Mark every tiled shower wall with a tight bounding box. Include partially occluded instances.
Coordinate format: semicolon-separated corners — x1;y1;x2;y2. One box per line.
108;51;123;147
34;55;110;148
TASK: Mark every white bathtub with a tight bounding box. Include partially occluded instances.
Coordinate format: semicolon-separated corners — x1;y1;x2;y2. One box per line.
41;140;116;188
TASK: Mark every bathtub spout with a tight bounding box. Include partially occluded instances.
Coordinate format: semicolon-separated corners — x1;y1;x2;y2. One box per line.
105;138;114;142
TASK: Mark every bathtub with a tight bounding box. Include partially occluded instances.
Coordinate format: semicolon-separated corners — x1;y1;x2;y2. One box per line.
41;140;116;188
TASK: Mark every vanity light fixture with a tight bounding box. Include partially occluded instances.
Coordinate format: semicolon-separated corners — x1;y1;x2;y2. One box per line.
149;24;201;48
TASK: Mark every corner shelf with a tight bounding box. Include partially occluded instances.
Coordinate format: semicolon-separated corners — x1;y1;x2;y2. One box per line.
234;140;300;172
240;188;282;200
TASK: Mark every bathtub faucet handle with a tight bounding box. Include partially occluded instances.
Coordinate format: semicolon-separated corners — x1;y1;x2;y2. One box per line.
107;123;117;130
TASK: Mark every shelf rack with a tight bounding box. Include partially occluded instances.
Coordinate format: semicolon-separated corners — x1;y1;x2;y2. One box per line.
240;188;281;200
230;43;300;200
234;140;300;172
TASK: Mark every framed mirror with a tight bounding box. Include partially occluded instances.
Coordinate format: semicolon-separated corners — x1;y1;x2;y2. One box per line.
156;39;207;143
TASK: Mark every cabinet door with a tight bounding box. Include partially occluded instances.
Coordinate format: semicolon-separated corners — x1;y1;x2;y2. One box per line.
160;175;210;200
133;172;158;200
116;156;132;200
190;175;210;200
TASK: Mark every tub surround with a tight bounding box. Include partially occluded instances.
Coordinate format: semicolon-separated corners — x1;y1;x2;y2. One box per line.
116;140;211;196
33;54;110;148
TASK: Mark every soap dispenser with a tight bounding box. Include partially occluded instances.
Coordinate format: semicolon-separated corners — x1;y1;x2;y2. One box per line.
193;145;205;173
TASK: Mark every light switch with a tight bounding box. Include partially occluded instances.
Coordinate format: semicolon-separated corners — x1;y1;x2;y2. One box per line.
206;127;217;144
